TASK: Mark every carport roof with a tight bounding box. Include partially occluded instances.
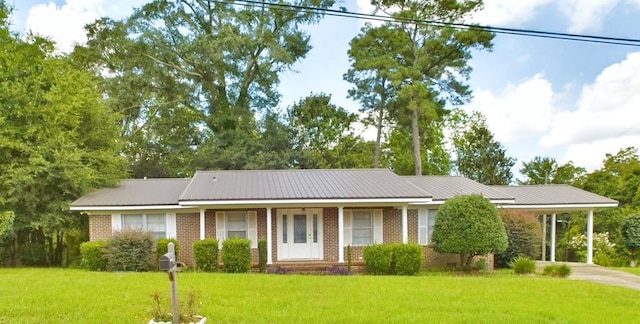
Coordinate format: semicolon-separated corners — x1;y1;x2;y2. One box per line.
403;175;513;202
492;184;618;211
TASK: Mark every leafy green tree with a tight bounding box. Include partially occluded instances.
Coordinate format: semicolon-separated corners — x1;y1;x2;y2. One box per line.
359;0;493;175
288;93;373;168
622;214;640;267
453;114;515;185
75;0;336;174
0;2;126;265
431;194;508;268
518;156;585;185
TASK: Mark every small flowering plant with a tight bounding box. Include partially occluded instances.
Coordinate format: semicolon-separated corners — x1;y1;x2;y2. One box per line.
566;232;616;262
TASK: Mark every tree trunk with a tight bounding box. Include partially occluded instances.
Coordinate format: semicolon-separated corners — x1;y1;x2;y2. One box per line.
412;106;422;175
374;101;384;168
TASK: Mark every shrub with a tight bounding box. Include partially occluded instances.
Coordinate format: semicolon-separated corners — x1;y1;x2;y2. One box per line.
193;238;219;272
474;257;487;271
510;256;536;275
391;243;422;275
106;229;154;272
258;238;267;273
543;264;572;277
80;240;108;271
222;237;251;273
156;238;179;261
495;209;541;268
431;194;508;268
363;244;393;275
363;243;422;275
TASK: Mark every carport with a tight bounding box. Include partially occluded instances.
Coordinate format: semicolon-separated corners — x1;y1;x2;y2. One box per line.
493;185;618;264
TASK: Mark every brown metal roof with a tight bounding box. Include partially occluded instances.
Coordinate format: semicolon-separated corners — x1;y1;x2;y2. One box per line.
180;169;432;201
403;176;514;201
491;184;618;206
71;178;191;207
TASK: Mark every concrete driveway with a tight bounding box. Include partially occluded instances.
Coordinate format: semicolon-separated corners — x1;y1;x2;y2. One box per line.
537;261;640;290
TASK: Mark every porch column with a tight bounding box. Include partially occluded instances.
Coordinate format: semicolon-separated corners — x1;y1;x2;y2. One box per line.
541;214;547;261
550;213;556;262
402;205;408;244
199;208;205;240
266;207;273;265
338;206;344;263
587;209;594;264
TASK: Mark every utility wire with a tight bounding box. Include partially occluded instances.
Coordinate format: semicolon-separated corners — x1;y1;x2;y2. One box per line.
208;0;640;47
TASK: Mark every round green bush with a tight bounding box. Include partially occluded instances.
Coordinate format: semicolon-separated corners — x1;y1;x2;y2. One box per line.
193;238;219;272
80;240;108;271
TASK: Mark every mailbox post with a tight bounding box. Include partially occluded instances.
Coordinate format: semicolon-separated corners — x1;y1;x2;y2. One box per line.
159;242;179;324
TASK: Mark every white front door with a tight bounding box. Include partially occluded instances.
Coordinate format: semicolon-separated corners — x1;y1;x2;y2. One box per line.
277;209;323;260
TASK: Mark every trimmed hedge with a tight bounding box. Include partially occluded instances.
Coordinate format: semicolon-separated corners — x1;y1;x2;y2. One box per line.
80;240;108;271
193;238;219;272
106;229;154;272
222;237;252;273
258;238;267;273
156;238;179;262
363;243;422;275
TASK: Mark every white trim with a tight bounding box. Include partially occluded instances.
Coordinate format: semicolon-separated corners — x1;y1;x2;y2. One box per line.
587;210;594;264
166;213;177;239
410;199;514;205
111;214;121;233
418;209;428;245
338;206;344;263
373;209;383;244
179;198;431;206
550;213;556;262
248;211;258;249
71;205;188;211
199;209;205;240
500;203;618;210
215;212;225;249
266;207;273;265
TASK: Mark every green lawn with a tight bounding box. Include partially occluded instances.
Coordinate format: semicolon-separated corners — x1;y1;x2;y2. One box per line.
614;267;640;276
1;268;640;323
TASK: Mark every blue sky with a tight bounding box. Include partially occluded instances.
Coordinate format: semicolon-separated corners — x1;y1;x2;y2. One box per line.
9;0;640;178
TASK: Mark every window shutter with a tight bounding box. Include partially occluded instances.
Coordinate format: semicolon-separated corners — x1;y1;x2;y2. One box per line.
216;211;225;249
111;214;121;233
418;209;428;245
248;211;258;248
373;209;383;243
166;213;177;239
343;209;351;246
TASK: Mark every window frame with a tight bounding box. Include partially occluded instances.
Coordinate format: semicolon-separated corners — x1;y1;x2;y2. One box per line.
351;209;373;246
225;211;248;239
121;213;167;239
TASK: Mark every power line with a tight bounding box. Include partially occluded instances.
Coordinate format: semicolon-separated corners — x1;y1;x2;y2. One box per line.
207;0;640;47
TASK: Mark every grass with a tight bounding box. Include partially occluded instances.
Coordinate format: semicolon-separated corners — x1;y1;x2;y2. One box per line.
1;268;640;323
614;267;640;276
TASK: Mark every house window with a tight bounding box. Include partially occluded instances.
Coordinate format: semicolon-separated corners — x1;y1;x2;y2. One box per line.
419;209;437;245
122;213;166;239
352;210;373;246
226;211;247;239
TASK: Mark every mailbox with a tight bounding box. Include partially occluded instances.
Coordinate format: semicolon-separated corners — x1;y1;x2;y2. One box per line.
159;251;175;271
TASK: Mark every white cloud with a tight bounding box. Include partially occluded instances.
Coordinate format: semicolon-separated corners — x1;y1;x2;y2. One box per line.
540;52;640;147
24;0;145;53
561;136;639;171
26;1;102;52
558;0;620;33
473;0;553;26
464;74;556;144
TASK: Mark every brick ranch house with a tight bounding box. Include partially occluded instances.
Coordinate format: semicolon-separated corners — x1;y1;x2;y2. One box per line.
70;169;617;269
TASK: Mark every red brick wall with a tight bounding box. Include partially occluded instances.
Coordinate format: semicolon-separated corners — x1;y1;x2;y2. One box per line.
88;215;111;241
324;207;339;262
176;212;200;266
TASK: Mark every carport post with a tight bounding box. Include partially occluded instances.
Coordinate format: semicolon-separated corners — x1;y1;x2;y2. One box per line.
550;214;556;262
587;210;594;264
541;215;546;261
